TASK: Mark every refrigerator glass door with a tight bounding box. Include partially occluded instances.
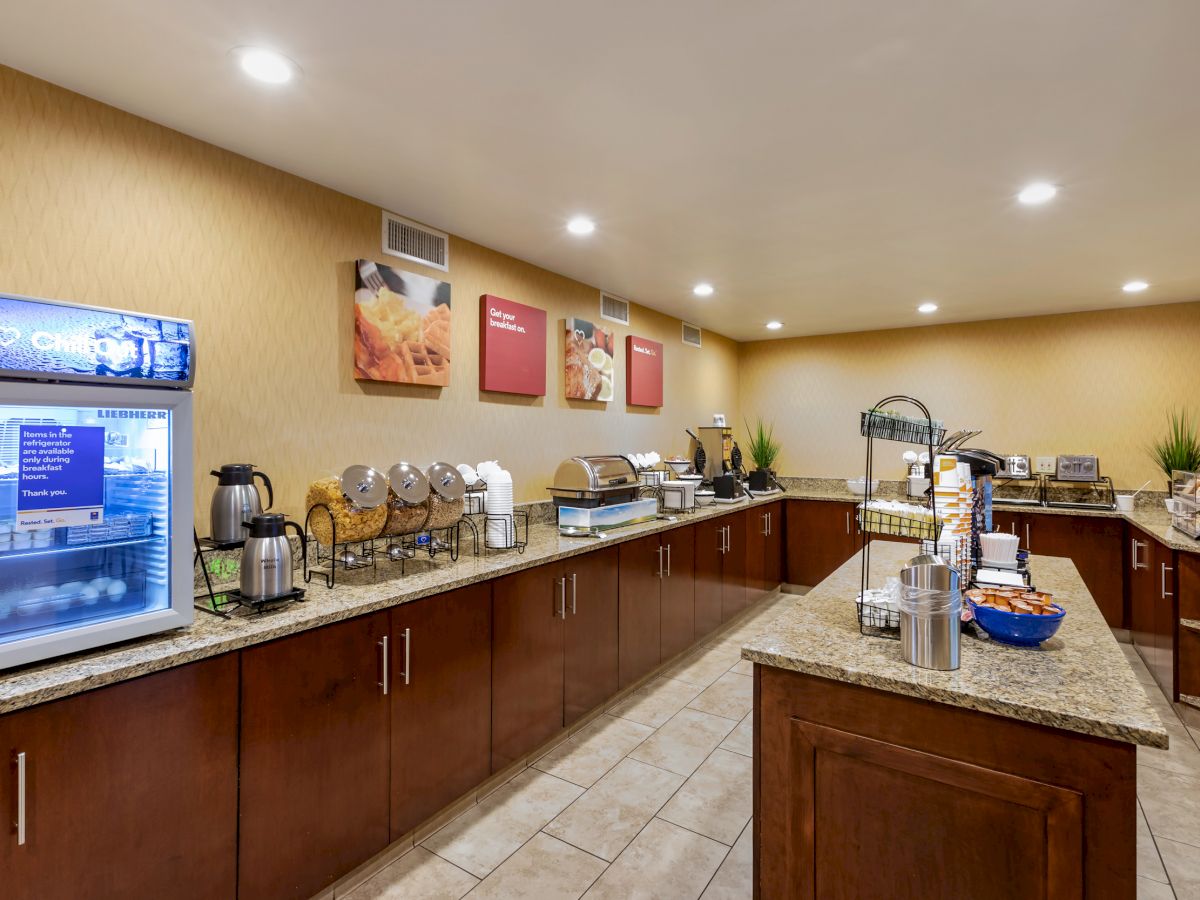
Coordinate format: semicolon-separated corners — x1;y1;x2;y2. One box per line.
0;383;193;668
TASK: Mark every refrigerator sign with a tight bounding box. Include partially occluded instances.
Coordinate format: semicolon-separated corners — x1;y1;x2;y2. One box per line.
16;424;106;530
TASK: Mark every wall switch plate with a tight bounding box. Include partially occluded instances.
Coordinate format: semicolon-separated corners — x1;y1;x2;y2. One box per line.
1036;456;1057;475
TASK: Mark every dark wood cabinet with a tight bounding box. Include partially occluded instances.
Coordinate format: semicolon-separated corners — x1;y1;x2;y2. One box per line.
757;666;1136;900
619;533;666;688
785;499;857;587
0;657;238;900
990;507;1023;538
746;501;783;600
491;563;565;771
564;546;619;725
660;526;696;662
1130;529;1177;700
391;584;492;839
239;611;391;900
1180;554;1200;702
722;510;749;621
695;518;726;638
1023;513;1127;629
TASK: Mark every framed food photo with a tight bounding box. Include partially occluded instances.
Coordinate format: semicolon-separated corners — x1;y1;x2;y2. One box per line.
563;317;614;402
354;259;452;385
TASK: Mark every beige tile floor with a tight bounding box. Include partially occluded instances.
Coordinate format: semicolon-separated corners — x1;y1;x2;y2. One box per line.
342;593;1200;900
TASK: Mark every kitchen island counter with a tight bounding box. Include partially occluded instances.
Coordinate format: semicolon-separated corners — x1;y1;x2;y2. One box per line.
748;539;1165;900
743;539;1167;748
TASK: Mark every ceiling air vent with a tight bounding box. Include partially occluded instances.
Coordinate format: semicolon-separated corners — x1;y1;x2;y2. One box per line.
599;293;630;326
682;322;702;348
381;211;449;272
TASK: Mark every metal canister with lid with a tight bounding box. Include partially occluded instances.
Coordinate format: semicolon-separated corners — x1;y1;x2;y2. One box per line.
899;553;962;671
425;462;467;529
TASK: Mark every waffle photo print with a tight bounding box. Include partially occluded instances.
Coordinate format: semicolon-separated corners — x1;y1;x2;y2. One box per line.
354;259;452;385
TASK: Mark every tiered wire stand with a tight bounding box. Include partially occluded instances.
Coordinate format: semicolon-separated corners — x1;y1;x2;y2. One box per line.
857;396;945;638
462;485;530;554
637;467;698;514
193;528;306;618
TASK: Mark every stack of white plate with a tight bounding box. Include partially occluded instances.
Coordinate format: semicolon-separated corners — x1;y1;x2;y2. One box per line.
484;469;514;547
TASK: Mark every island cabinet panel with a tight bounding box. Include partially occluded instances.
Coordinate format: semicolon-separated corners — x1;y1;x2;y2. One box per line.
1024;514;1127;629
755;666;1135;900
695;518;727;639
564;546;620;725
660;525;697;662
0;656;238;900
239;611;391;900
390;583;492;840
785;500;857;587
722;509;750;621
491;563;565;771
619;533;666;688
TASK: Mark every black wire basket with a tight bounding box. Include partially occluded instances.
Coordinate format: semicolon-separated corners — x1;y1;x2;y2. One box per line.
860;410;946;446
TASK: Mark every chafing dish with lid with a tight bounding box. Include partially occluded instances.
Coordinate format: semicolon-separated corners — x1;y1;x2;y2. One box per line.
549;455;640;508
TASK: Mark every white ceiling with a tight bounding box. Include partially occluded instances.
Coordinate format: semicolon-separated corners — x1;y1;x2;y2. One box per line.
3;0;1199;340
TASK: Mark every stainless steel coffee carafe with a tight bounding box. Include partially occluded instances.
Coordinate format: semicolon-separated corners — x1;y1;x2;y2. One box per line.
240;514;305;601
209;464;273;543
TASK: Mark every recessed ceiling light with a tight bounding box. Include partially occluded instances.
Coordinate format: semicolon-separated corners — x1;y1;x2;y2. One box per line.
693;283;714;297
1122;280;1149;293
566;216;595;236
917;301;938;314
234;47;298;84
1017;182;1058;205
765;320;783;330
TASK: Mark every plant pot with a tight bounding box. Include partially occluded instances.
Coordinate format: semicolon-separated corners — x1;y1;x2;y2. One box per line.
749;468;772;492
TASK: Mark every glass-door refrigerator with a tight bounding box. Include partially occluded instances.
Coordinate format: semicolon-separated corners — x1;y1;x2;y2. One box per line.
0;293;194;670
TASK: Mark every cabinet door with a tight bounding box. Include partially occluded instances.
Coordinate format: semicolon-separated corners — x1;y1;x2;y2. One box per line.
0;657;238;900
492;564;564;771
722;511;749;621
694;518;726;639
240;612;391;900
785;500;858;586
1026;515;1126;629
564;546;620;725
618;533;664;688
990;508;1023;538
660;526;697;661
1180;554;1200;700
745;506;770;603
764;501;784;591
1152;541;1177;700
391;584;492;839
1130;531;1157;665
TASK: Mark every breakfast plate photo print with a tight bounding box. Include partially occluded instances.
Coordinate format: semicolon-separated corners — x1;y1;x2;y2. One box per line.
563;316;614;401
354;259;452;385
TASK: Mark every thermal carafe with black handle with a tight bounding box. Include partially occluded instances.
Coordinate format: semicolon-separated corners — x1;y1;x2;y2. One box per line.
209;464;273;543
240;514;305;601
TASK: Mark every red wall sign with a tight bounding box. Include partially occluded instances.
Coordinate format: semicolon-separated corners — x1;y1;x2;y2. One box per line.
625;335;664;407
479;294;547;395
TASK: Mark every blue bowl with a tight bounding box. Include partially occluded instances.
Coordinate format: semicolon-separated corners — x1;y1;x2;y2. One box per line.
969;600;1065;647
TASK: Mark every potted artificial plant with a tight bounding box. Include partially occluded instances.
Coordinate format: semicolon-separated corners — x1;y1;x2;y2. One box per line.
745;417;781;492
1149;409;1200;498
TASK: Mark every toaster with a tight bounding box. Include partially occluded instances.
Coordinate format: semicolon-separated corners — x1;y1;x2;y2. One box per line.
1003;455;1031;479
1055;455;1100;482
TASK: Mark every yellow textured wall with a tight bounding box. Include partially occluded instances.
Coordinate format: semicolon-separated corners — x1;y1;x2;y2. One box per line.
0;66;741;524
739;302;1200;490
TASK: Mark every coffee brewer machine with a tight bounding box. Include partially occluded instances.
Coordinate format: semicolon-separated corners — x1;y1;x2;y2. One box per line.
692;425;733;483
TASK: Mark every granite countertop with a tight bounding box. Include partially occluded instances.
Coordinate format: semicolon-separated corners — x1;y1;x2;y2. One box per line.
0;490;788;715
741;539;1169;749
779;477;1198;553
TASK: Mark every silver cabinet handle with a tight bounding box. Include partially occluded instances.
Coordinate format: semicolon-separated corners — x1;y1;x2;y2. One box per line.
666;544;671;577
761;512;769;536
570;573;577;614
767;511;772;535
845;511;850;535
656;545;664;578
558;577;567;618
380;635;389;695
1025;523;1031;551
717;527;725;554
401;627;411;685
1132;539;1146;570
725;525;732;552
1162;563;1174;599
15;751;25;846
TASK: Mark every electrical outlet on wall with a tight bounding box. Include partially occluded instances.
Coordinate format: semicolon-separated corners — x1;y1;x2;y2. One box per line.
1036;456;1057;475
